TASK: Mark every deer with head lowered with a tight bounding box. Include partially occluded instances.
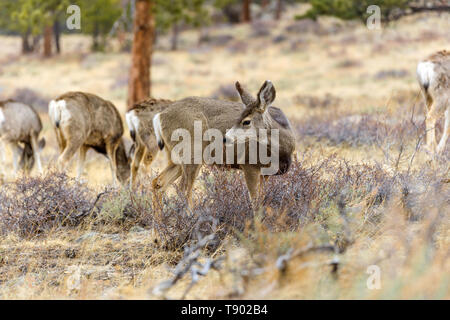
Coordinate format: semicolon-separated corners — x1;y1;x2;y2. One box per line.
152;80;296;207
417;50;449;155
48;92;131;184
0;100;45;175
126;98;173;187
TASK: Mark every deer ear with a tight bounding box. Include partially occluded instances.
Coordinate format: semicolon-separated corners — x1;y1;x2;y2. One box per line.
235;81;256;106
257;80;276;112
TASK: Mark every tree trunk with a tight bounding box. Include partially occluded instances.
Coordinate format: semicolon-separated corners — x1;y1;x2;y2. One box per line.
274;0;282;20
242;0;251;23
127;0;154;109
53;20;61;54
43;24;52;58
171;23;179;51
21;32;32;54
92;22;100;51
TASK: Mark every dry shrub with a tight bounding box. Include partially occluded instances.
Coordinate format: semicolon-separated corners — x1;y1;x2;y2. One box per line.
293;93;341;108
251;21;272;38
10;87;50;112
210;84;240;101
96;158;403;253
0;171;95;238
286;19;322;34
374;69;409;80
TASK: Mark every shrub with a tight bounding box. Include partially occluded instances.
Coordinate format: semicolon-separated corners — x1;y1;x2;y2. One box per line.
0;171;96;238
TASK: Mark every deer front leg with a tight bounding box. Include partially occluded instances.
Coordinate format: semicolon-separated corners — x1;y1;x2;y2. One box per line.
152;163;182;192
130;143;145;188
242;165;261;207
437;109;449;154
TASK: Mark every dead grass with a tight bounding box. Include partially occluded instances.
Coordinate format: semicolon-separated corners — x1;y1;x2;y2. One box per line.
0;6;449;299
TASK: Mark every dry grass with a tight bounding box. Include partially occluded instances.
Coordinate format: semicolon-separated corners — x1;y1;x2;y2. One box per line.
0;5;449;299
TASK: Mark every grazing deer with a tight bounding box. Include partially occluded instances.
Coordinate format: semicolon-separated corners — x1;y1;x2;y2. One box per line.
0;100;45;174
48;92;131;184
417;50;449;154
126;98;173;187
152;80;296;207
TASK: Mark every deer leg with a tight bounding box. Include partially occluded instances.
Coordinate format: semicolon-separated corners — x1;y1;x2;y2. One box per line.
152;163;182;192
130;143;145;188
0;140;5;175
243;165;261;207
0;140;5;163
30;134;43;174
437;109;449;154
180;164;201;209
106;140;120;186
9;142;22;175
57;142;80;172
425;114;437;153
77;145;88;179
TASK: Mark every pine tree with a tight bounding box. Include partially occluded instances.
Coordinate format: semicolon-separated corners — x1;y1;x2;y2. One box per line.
127;0;154;109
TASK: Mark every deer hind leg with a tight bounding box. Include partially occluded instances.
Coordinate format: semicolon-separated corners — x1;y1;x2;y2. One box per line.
242;165;261;206
77;145;89;179
30;133;43;174
425;113;437;153
57;140;81;173
437;108;449;154
129;143;145;188
0;139;5;163
8;142;22;175
180;164;201;209
0;140;5;175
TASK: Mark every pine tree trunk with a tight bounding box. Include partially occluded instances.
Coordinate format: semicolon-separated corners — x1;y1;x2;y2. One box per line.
242;0;251;23
171;23;179;51
274;0;282;20
53;20;61;54
21;32;32;54
43;24;52;58
127;0;154;109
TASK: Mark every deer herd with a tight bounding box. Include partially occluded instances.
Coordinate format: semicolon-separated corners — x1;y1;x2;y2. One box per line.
0;50;448;205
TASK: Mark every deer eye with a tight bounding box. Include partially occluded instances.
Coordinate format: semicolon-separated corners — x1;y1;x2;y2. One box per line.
242;120;251;126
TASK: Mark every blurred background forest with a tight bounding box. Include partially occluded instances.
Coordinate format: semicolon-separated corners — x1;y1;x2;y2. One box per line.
0;0;448;299
0;0;448;108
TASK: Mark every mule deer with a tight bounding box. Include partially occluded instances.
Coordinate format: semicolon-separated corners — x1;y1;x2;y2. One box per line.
0;100;45;174
126;98;173;187
152;80;296;207
417;50;449;154
48;92;130;184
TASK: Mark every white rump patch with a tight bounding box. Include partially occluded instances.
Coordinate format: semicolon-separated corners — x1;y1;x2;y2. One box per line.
0;108;5;125
49;99;70;126
126;110;140;133
153;113;163;147
417;61;435;88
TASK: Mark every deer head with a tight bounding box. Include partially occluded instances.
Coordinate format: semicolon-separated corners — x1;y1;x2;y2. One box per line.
225;80;276;144
115;138;132;184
